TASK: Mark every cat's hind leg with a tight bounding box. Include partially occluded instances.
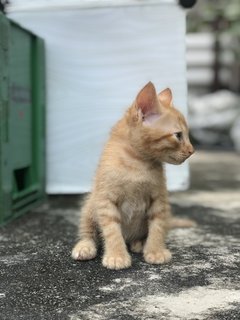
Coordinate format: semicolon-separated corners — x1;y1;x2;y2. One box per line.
72;239;97;260
72;196;97;260
129;240;144;253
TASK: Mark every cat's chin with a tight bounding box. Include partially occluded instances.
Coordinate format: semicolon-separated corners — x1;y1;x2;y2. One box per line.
166;156;186;165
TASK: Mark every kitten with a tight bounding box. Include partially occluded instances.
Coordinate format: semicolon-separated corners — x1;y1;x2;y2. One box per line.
72;82;195;270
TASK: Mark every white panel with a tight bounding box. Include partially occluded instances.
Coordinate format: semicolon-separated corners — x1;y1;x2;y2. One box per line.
9;3;189;193
8;0;176;11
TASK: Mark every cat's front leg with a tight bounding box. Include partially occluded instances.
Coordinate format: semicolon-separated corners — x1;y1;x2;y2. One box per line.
143;201;172;264
97;200;131;270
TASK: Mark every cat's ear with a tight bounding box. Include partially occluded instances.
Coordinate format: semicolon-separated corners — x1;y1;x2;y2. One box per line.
136;82;159;117
158;88;173;107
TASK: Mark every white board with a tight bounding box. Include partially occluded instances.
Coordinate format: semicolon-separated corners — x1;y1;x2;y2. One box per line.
9;0;190;193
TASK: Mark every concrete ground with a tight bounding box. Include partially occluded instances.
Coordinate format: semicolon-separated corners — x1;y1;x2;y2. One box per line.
0;151;240;320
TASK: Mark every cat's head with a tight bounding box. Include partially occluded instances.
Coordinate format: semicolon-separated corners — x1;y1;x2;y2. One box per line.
127;82;194;165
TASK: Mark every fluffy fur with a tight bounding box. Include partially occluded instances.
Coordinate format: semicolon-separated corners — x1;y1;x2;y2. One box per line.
72;82;195;270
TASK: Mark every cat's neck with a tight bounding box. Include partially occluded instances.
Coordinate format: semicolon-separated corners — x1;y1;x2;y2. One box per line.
111;117;130;141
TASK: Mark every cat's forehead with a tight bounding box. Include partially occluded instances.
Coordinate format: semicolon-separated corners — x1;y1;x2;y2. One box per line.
147;108;188;133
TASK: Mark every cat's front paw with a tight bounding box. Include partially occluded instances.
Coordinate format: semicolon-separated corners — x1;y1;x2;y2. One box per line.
144;249;172;264
72;239;97;260
102;252;132;270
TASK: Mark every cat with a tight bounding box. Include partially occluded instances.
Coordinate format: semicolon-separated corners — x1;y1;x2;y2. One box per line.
72;82;195;270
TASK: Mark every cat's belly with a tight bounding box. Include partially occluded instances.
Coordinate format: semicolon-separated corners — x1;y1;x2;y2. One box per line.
118;197;150;242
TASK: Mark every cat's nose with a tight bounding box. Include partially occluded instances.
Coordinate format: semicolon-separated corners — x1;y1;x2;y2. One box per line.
188;146;195;156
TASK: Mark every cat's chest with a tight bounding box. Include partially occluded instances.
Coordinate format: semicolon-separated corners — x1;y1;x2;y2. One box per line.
117;180;157;221
120;189;150;218
117;185;153;241
116;171;166;241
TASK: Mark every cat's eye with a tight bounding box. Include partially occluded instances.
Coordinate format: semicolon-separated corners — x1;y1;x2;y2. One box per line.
174;132;183;141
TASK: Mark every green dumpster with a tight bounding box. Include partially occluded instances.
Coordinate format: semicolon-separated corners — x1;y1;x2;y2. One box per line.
0;13;45;225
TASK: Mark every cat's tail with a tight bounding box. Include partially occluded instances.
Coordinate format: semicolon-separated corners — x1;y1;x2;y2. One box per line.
168;217;197;229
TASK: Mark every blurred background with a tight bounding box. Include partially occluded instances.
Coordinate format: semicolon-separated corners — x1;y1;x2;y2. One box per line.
186;0;240;151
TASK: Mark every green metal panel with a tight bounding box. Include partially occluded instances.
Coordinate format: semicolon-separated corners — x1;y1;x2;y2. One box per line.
0;13;46;225
31;37;46;197
0;13;12;222
10;25;32;170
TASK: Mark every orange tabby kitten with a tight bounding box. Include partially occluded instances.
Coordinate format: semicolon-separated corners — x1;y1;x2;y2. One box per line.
72;82;195;270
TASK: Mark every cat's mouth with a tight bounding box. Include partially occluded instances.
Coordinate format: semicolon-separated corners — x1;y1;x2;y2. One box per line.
168;155;186;165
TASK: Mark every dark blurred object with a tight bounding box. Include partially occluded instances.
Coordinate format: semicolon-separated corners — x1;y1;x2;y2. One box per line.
187;0;240;93
179;0;197;9
0;0;9;13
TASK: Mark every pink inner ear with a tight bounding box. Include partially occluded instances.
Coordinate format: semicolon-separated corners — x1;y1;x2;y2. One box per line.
136;82;158;116
143;113;160;126
138;99;154;116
